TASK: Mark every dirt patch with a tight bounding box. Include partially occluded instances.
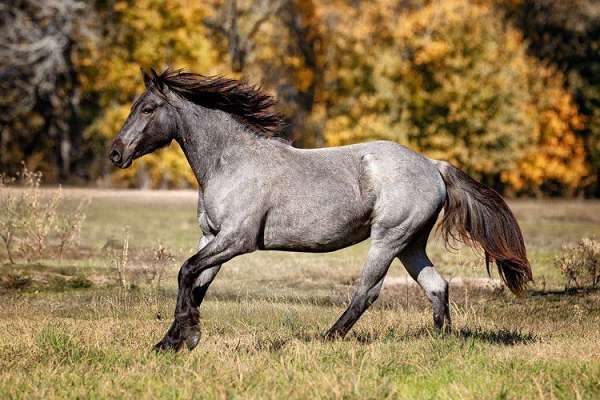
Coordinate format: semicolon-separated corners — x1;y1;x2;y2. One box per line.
384;276;503;291
31;187;197;202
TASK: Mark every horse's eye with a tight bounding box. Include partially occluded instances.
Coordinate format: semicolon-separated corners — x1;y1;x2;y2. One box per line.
142;107;154;114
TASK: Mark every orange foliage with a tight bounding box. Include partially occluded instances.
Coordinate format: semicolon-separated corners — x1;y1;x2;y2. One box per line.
319;0;588;195
76;0;588;194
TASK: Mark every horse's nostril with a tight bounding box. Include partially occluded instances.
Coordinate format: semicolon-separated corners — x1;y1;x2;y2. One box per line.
110;149;122;163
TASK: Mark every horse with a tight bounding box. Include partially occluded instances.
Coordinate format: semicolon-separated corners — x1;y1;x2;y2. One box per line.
109;68;532;352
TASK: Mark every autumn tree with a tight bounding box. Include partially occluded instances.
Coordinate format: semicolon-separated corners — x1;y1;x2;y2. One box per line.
202;0;284;73
320;0;587;195
495;0;599;194
84;0;325;186
2;0;592;195
0;0;96;181
204;0;325;146
80;0;221;188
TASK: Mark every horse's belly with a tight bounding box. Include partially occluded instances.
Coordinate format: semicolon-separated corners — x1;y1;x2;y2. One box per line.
260;204;372;252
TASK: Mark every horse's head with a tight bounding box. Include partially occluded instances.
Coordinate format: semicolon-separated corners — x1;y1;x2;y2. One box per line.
109;68;178;168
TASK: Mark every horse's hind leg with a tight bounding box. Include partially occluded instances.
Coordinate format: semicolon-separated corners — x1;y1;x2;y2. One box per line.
325;230;404;339
399;233;451;333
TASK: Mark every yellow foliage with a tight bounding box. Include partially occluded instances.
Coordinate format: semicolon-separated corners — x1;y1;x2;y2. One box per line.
502;67;587;195
75;0;587;194
320;0;587;194
80;0;221;188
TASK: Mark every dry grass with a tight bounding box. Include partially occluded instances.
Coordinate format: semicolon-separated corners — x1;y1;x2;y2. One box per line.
0;170;89;264
1;189;599;399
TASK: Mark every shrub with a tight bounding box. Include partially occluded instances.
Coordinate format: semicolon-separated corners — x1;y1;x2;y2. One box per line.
0;165;89;263
0;174;21;263
103;227;131;289
556;238;600;289
17;168;61;260
55;198;90;259
103;234;176;290
148;242;175;290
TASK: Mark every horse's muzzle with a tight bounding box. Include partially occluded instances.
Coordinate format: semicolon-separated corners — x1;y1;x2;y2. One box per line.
109;148;122;164
109;139;133;168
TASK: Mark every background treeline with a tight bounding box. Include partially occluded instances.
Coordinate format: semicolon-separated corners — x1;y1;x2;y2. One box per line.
0;0;598;196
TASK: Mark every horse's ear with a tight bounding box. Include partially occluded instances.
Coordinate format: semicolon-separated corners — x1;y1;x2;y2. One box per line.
141;67;152;88
150;68;163;90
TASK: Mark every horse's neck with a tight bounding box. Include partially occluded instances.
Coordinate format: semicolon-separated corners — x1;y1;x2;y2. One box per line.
176;106;258;186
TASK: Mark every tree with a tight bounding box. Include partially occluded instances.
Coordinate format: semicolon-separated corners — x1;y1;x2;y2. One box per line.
202;0;284;73
274;0;325;147
203;0;325;147
80;0;221;188
320;0;587;194
496;0;600;195
0;0;96;180
502;66;588;196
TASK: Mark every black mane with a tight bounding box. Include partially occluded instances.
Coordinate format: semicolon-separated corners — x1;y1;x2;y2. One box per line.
150;68;285;137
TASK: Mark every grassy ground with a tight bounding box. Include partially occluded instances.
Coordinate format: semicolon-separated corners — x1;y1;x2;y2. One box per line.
1;190;599;399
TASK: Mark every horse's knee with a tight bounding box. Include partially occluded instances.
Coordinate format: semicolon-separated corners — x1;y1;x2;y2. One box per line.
191;265;221;305
178;260;196;286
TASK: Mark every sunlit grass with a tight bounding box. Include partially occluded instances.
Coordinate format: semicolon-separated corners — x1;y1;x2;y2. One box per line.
1;190;599;399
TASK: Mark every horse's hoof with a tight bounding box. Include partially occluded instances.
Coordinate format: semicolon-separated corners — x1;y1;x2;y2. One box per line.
185;333;200;350
153;341;172;353
322;330;342;341
153;341;169;353
183;325;201;350
153;338;184;353
433;323;452;336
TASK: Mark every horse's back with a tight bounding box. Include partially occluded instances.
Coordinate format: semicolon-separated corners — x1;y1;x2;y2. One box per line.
260;140;445;251
298;140;446;206
261;143;372;251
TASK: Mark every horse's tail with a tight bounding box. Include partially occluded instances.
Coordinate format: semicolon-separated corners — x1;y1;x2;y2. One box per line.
433;160;532;296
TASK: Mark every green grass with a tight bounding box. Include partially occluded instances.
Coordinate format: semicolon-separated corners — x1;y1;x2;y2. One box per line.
1;190;600;399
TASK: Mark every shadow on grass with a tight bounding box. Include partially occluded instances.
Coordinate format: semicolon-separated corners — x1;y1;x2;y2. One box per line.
529;287;600;297
0;267;93;293
348;326;538;346
205;290;349;308
152;325;538;356
456;327;538;345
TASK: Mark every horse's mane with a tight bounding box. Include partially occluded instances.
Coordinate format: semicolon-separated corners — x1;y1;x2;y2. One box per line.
148;68;285;137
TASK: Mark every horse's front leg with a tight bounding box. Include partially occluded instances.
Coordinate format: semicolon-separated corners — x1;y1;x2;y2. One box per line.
154;265;222;352
154;230;255;352
155;235;220;351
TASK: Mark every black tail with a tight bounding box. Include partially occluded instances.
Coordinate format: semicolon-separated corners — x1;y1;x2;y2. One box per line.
434;161;532;295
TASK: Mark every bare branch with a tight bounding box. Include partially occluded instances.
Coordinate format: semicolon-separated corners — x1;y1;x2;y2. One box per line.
247;0;285;40
201;0;284;72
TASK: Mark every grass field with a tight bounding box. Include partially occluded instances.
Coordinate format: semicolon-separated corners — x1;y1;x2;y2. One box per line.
1;190;599;399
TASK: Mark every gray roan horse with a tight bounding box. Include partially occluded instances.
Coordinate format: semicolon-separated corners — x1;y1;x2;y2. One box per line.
110;68;533;352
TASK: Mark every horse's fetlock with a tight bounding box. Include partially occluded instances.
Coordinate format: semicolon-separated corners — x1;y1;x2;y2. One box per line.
175;309;198;324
